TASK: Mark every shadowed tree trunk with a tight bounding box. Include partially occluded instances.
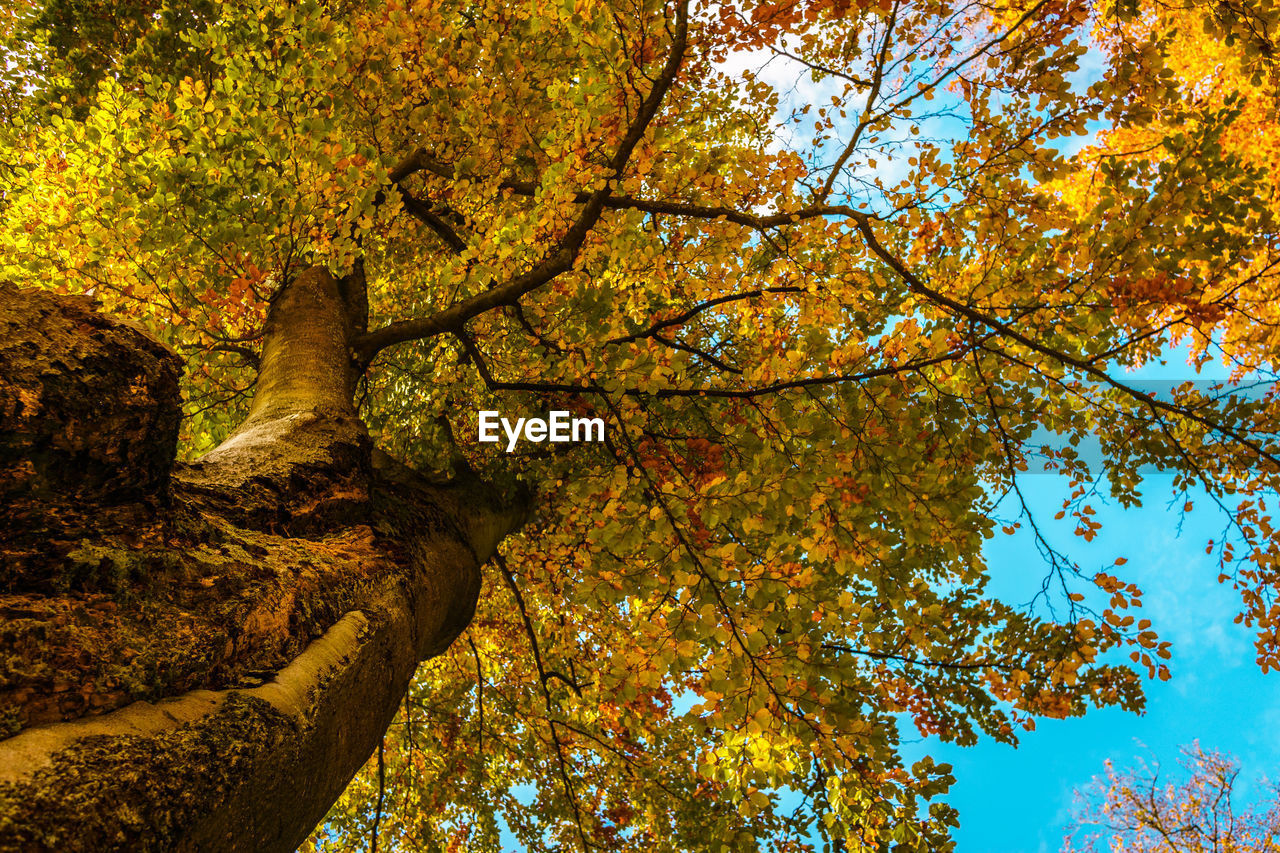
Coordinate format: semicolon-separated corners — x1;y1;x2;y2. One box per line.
0;269;528;851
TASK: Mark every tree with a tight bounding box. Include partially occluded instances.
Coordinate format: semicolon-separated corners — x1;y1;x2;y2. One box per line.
0;0;1278;849
1066;744;1280;852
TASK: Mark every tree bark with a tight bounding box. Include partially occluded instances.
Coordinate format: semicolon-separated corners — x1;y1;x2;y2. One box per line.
0;270;527;851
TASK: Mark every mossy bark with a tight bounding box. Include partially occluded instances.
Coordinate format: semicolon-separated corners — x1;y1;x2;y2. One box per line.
0;270;527;851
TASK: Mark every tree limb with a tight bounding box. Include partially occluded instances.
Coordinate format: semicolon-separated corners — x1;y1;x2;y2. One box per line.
354;0;691;362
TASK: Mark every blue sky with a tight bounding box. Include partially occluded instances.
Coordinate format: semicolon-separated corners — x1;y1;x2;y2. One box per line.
916;482;1280;851
904;349;1280;851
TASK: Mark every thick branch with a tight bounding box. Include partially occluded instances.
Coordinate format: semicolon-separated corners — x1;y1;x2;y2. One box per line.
354;0;691;362
181;267;371;533
400;191;467;254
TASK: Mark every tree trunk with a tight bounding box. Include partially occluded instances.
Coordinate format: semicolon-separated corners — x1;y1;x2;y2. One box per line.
0;270;527;851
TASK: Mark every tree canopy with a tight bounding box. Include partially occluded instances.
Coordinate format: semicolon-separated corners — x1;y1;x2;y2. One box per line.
1067;744;1280;852
3;0;1280;848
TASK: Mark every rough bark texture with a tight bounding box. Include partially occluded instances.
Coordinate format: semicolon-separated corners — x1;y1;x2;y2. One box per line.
0;271;527;851
0;281;183;587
